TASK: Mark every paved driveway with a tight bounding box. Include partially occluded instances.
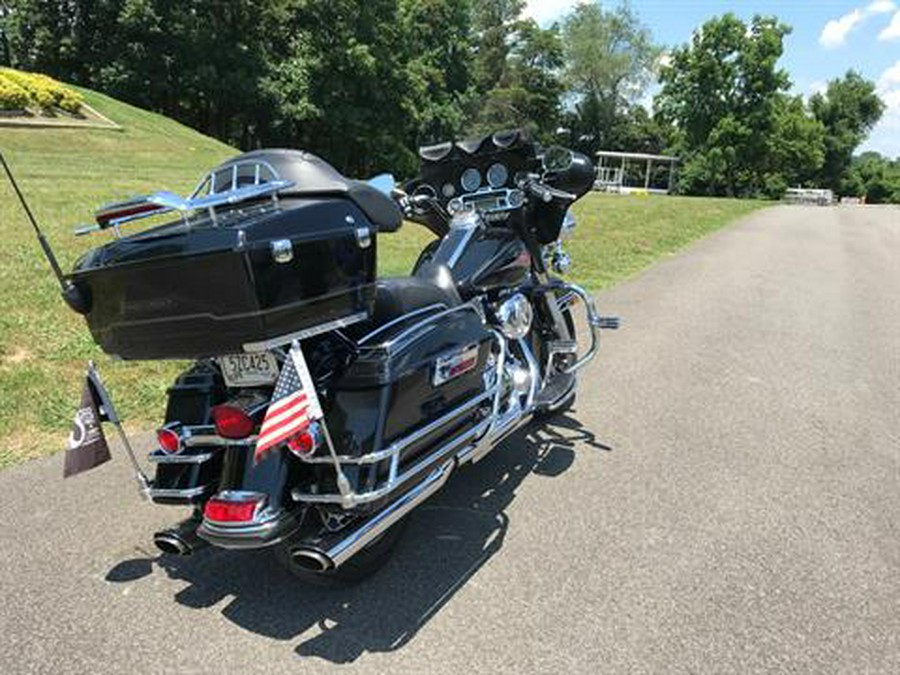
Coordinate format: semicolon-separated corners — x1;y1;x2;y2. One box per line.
1;205;898;674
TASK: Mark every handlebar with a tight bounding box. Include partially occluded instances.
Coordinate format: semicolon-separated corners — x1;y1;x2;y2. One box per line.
522;176;577;204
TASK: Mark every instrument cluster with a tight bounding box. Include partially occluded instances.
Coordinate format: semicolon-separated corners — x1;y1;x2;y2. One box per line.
414;130;540;220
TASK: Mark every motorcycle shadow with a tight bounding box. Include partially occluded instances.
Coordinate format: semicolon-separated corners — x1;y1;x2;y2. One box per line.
106;410;611;664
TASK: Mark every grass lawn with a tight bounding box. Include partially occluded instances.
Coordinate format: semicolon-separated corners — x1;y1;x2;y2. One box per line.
0;87;765;468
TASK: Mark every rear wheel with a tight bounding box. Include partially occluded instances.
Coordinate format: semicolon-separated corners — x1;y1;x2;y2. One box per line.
274;518;408;586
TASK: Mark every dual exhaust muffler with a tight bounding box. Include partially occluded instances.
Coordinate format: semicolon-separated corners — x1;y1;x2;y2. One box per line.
153;458;454;568
153;517;208;556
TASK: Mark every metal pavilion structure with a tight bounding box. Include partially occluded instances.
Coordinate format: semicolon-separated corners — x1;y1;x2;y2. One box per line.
595;151;679;194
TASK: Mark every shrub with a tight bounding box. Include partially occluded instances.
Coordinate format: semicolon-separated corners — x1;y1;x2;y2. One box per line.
0;68;84;114
0;76;31;110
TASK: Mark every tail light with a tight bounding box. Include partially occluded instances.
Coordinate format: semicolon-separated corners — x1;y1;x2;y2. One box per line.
156;427;181;454
286;423;321;458
203;491;266;524
211;404;254;439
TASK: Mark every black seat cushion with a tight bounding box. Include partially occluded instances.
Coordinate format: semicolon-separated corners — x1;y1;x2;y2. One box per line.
216;149;403;232
372;270;460;326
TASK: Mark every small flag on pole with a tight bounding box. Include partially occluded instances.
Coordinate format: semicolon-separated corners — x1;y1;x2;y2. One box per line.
255;342;323;462
64;368;112;477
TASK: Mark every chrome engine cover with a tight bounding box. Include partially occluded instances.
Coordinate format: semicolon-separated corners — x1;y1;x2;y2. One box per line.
495;293;533;340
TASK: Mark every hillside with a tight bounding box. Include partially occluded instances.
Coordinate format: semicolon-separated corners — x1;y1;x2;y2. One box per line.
0;87;236;465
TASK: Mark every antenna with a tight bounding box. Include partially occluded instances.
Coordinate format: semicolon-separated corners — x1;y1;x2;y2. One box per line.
0;152;67;288
1;153;89;314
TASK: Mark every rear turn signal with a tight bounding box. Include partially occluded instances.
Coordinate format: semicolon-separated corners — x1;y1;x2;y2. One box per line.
286;423;321;458
156;427;181;454
203;492;266;524
211;404;254;439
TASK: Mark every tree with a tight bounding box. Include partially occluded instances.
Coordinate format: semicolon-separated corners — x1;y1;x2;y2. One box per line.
472;0;525;92
810;71;885;193
0;2;11;66
656;14;806;197
400;0;473;147
562;1;660;153
469;18;564;138
846;152;900;203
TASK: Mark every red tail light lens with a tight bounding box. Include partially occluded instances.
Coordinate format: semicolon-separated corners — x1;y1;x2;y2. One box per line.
203;492;265;524
287;430;315;456
286;423;321;458
156;428;181;454
211;404;254;439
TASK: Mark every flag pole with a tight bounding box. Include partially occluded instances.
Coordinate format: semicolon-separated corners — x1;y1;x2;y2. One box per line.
291;341;355;508
87;361;152;498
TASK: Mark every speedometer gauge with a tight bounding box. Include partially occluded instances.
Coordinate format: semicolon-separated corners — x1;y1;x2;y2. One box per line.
487;163;509;188
460;168;482;192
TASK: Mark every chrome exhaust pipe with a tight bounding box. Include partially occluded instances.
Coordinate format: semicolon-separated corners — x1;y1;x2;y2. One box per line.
153;517;207;557
289;459;455;570
290;549;333;572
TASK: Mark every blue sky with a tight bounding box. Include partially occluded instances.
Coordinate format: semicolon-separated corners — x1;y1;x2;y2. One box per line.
525;1;900;157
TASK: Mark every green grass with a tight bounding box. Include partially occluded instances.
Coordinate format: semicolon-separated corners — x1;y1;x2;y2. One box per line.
0;85;765;468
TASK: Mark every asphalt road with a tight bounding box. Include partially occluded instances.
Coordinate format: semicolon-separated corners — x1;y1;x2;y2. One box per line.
1;205;898;674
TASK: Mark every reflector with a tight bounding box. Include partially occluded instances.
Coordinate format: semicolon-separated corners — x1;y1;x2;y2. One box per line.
204;493;265;523
287;429;315;457
156;428;181;454
211;404;254;439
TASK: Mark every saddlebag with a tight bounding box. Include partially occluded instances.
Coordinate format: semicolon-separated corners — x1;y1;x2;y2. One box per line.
316;304;496;510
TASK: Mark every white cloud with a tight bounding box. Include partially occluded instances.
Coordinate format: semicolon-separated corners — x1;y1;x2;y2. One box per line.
879;11;900;39
862;60;900;158
820;2;898;47
879;60;900;89
820;9;864;47
867;0;896;14
523;0;579;26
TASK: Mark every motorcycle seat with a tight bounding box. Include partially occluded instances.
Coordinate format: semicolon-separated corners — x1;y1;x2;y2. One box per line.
371;266;461;329
215;149;403;232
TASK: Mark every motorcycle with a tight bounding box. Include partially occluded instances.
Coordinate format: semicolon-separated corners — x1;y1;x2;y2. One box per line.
28;129;618;582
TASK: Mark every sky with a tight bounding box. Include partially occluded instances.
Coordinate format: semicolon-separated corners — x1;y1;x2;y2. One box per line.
525;1;900;157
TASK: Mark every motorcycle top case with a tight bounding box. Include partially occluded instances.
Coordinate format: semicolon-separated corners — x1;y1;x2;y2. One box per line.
68;196;379;360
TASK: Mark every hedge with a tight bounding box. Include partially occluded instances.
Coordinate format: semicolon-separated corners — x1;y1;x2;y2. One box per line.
0;68;84;114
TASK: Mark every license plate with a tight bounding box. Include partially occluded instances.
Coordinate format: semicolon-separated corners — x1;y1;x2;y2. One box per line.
216;352;279;387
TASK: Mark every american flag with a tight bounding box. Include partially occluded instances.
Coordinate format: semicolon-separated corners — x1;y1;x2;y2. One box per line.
254;343;322;462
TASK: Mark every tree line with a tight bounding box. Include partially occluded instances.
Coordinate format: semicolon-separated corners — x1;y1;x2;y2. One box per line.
0;1;894;201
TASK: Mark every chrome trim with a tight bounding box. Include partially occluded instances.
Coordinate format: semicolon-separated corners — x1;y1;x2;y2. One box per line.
148;485;210;499
90;177;294;232
557;282;602;374
148;451;214;464
323;459;454;569
446;213;480;267
377;303;483;355
357;303;446;345
355;225;372;249
242;311;369;352
292;389;495;466
292;419;489;505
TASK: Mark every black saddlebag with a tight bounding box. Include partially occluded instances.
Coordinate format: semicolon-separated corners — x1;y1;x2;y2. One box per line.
322;303;496;508
68;196;377;360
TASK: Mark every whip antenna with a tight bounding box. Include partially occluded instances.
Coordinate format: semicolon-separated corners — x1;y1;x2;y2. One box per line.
1;152;67;289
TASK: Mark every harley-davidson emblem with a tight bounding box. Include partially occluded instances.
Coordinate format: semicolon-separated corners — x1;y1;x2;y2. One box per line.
433;344;479;386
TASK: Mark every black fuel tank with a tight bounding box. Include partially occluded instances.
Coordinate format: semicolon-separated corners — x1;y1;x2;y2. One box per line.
418;227;532;298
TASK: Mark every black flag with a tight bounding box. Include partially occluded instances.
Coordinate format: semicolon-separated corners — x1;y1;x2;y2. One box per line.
63;370;112;477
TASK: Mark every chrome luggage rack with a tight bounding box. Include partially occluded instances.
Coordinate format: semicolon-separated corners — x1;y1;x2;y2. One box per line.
75;159;294;237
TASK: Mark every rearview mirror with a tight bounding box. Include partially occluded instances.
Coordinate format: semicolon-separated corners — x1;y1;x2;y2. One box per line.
542;146;574;173
367;173;396;196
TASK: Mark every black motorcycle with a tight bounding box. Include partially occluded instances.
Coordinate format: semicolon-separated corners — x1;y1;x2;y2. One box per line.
39;129;618;582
